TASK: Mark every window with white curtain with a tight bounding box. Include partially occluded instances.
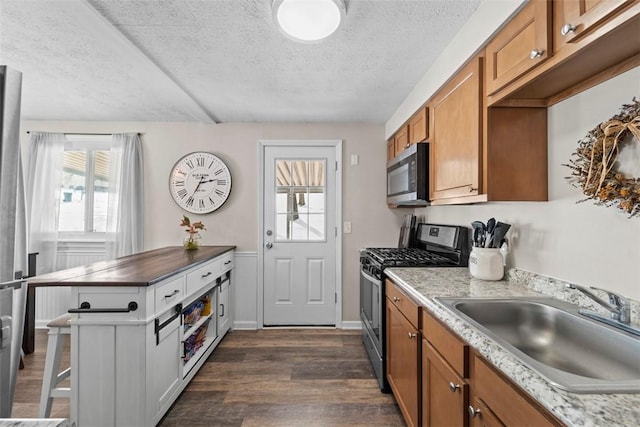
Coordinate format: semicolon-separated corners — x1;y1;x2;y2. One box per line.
58;135;112;238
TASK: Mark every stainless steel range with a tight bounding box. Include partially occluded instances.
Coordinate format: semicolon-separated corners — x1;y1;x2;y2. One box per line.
360;223;469;392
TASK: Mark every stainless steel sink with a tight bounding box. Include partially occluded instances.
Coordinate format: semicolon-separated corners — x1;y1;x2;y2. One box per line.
435;297;640;393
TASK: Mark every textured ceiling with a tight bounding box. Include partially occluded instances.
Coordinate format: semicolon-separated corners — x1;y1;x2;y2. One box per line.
0;0;482;123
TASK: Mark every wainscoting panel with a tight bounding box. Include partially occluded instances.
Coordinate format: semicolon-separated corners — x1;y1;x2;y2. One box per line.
232;251;258;330
35;243;107;328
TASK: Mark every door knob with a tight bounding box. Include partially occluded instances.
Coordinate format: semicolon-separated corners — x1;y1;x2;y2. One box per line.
266;242;273;249
266;230;273;236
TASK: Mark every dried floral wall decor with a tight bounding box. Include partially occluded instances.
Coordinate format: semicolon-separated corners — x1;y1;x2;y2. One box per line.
565;98;640;218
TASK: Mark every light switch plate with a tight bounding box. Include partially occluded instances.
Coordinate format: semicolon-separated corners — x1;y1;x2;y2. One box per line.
350;154;358;166
343;222;352;233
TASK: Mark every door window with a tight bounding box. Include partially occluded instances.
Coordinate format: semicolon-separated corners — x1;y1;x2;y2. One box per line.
274;159;325;241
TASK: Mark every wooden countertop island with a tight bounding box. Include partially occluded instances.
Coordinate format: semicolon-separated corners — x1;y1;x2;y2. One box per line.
29;245;235;287
32;246;236;427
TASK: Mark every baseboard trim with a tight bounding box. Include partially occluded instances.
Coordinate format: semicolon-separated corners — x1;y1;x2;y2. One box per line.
340;321;362;330
233;321;259;330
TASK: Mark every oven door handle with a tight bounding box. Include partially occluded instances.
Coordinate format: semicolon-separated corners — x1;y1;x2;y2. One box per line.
360;269;382;286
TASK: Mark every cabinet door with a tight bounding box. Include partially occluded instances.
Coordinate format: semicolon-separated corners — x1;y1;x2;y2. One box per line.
430;57;483;201
387;139;396;161
422;340;468;427
485;0;551;95
472;353;560;426
553;0;632;50
394;125;410;156
217;279;231;336
152;315;182;417
386;301;420;427
409;107;428;144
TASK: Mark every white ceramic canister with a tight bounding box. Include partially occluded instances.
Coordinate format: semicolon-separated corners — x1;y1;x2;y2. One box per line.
469;247;504;280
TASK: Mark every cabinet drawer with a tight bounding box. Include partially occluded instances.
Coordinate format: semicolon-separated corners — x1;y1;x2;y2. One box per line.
219;251;234;273
186;258;220;296
422;309;468;378
155;276;185;315
386;280;419;328
472;353;560;427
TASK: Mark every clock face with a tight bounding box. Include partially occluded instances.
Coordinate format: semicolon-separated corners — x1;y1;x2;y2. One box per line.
169;152;232;214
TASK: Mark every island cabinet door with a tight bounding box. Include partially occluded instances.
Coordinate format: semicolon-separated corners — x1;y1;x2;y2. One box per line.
150;314;182;423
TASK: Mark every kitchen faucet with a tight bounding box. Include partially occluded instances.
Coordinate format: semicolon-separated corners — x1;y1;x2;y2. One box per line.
566;283;633;327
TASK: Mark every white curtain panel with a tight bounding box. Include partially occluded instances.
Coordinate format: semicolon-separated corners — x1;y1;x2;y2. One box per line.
106;133;144;258
26;132;65;275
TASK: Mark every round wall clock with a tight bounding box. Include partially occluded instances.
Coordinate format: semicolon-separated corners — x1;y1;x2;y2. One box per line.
169;151;232;214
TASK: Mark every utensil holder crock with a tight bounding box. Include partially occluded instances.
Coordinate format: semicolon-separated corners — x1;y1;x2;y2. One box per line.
469;247;504;280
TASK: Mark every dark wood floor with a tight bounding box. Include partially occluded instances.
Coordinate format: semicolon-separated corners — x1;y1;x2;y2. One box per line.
13;328;404;426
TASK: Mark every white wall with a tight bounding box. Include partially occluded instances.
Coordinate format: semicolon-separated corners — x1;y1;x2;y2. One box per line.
414;67;640;300
21;121;405;322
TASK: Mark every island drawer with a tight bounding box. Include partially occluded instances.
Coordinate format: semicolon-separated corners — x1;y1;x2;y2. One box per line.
155;276;185;315
219;251;234;273
186;258;220;296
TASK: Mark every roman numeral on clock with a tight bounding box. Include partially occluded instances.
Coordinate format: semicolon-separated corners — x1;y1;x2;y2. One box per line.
186;196;194;207
198;199;205;209
215;189;225;197
177;189;188;199
196;157;205;167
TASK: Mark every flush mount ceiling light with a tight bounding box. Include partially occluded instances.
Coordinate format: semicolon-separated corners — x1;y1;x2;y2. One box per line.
273;0;346;43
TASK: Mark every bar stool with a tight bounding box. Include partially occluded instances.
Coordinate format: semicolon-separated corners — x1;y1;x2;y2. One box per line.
39;313;71;418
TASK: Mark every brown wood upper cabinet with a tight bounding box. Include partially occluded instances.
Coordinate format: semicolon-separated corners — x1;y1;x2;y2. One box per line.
386;280;420;427
485;0;551;96
553;0;633;51
393;124;410;157
430;56;483;202
409;107;428;144
429;54;548;205
387;138;396;161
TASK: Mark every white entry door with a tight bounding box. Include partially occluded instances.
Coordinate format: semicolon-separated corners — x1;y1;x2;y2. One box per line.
262;142;340;326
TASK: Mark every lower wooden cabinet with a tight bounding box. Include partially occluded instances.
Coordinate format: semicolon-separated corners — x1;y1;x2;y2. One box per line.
386;282;420;427
386;279;563;427
422;340;468;427
470;351;562;427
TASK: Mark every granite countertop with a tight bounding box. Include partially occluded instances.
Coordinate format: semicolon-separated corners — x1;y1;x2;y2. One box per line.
384;267;640;427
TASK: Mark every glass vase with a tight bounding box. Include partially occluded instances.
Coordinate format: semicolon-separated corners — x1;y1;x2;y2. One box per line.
183;233;201;250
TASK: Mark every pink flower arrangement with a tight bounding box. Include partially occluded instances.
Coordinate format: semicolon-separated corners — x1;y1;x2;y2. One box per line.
181;215;206;250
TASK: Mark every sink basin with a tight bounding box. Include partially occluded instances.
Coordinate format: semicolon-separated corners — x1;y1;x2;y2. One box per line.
436;297;640;393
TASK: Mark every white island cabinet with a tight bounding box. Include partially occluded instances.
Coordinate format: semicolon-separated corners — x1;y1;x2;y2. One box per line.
30;246;235;427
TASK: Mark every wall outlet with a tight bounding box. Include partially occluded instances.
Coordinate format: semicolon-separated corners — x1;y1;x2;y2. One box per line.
344;221;352;233
350;154;359;166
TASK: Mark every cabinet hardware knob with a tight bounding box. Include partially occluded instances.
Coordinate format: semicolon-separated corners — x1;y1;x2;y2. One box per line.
266;242;273;249
393;296;400;302
468;406;481;418
201;272;212;278
405;143;410;149
529;49;544;59
407;332;417;339
560;23;576;36
449;382;461;392
468;187;477;193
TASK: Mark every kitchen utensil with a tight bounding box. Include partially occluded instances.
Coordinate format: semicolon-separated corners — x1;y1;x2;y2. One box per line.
485;217;496;247
471;221;485;247
491;222;511;248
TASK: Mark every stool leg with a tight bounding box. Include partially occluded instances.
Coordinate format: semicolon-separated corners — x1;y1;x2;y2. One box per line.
39;328;64;418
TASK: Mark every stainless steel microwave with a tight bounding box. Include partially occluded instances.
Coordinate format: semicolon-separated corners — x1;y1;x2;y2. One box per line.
386;143;429;206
